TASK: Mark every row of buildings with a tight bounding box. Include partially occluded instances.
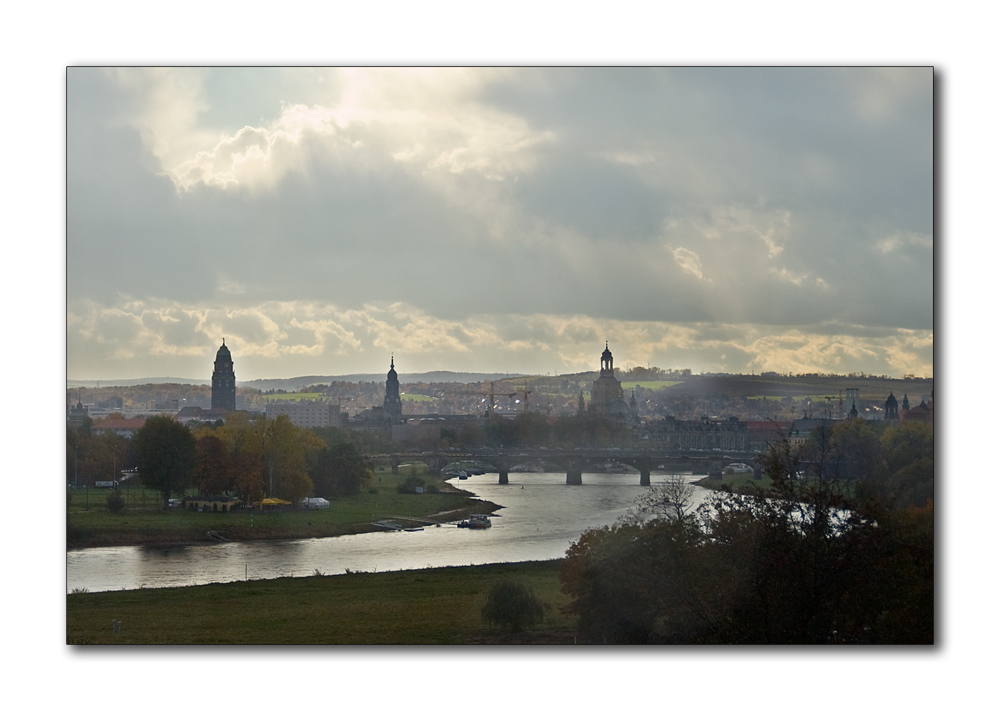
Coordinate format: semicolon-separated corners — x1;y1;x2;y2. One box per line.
70;341;932;449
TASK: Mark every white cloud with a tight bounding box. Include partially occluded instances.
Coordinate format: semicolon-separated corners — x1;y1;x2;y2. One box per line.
107;67;214;166
117;67;552;195
67;298;934;380
671;247;705;280
876;230;933;255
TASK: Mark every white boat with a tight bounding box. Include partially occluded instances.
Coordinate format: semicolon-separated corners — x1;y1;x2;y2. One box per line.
459;513;491;529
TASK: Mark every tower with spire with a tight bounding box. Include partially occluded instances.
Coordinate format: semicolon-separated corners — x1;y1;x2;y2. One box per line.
589;342;627;418
211;339;236;411
885;392;899;421
383;355;403;424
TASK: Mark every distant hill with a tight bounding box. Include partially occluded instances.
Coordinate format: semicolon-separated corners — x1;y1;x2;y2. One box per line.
69;372;527;391
242;372;527;390
68;378;211;388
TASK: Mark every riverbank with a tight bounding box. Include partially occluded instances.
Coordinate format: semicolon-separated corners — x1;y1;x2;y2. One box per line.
692;471;773;493
67;559;575;644
68;473;500;549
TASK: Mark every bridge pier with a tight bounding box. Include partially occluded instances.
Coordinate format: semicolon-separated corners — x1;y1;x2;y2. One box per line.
635;456;652;486
566;461;583;485
391;455;400;476
498;468;509;485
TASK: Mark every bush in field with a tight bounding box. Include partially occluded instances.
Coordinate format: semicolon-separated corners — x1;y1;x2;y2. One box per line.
481;580;545;633
105;487;126;513
396;475;425;494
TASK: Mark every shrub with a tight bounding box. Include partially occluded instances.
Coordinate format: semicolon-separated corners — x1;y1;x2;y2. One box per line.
396;475;425;494
105;488;126;513
481;580;545;633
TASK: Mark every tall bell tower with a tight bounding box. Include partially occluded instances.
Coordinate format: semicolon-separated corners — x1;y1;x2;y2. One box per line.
211;339;236;411
383;355;403;424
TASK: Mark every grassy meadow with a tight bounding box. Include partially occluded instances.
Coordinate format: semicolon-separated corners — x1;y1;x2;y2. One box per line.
262;392;329;401
67;463;497;548
618;380;682;390
66;560;574;644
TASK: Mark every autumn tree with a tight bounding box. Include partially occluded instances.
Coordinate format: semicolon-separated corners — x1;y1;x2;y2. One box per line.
214;413;322;504
215;412;266;503
265;415;323;503
311;442;372;498
192;435;234;496
135;416;197;508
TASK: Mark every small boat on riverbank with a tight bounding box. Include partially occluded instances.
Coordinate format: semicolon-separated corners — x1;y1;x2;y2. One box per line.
458;514;492;529
207;531;230;542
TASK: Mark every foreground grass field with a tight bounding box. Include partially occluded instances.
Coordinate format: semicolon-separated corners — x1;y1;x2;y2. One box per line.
66;560;574;644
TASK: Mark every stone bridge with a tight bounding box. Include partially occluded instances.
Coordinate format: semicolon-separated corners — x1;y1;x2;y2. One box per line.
369;448;763;486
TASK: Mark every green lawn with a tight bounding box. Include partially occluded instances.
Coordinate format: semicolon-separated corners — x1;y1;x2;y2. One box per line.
401;393;436;402
618;380;682;390
263;392;329;401
66;560;574;644
67;468;495;548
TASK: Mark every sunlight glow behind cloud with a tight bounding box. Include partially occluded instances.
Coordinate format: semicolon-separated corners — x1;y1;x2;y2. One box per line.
68;67;933;380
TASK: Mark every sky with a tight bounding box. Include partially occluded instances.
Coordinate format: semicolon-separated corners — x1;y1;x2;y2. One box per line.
67;66;933;382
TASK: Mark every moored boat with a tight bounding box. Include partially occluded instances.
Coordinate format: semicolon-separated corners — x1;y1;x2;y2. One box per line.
458;513;491;529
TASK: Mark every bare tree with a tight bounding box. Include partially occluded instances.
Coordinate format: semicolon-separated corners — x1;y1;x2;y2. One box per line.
620;473;695;524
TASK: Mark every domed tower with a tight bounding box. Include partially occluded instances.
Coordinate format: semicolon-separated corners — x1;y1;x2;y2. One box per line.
211;339;236;411
885;392;899;421
601;342;614;374
589;342;625;417
383;355;403;424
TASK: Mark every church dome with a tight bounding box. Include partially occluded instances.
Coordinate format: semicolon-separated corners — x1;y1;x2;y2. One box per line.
609;398;631;418
886;392;897;406
387;356;398;381
602;343;613;361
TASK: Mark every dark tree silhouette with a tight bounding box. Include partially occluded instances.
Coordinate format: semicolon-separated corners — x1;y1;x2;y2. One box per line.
135;416;196;508
481;580;545;633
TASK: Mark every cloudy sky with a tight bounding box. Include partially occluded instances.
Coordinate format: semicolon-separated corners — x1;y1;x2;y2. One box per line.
67;67;932;382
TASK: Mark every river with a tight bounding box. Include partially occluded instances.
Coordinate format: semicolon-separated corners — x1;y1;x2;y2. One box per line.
67;472;715;593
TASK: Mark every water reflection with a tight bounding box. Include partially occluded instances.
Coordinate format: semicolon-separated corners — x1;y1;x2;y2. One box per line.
68;472;710;592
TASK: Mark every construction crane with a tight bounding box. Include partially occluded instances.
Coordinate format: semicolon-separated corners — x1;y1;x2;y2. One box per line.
481;380;535;414
482;381;515;414
517;381;533;413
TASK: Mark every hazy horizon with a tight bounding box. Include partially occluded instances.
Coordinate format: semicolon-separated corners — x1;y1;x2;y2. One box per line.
68;67;933;382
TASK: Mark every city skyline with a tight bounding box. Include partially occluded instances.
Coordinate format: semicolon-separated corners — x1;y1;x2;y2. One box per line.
68;67;933;382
